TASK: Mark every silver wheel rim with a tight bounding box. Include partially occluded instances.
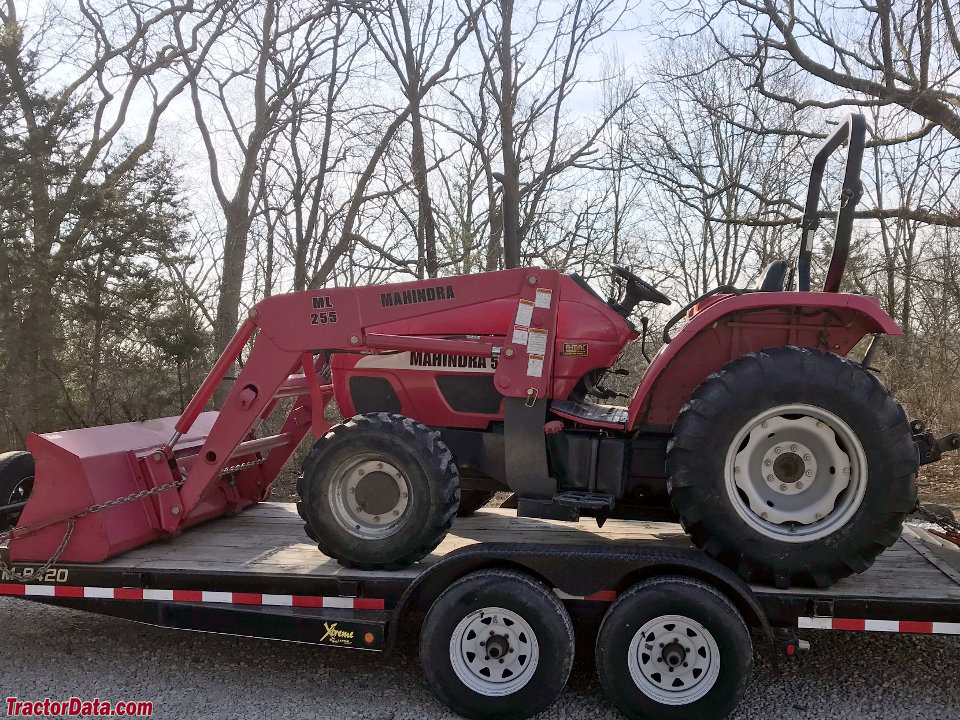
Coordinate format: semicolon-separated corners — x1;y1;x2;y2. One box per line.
724;403;867;542
8;476;32;505
449;606;540;696
328;456;411;539
628;614;720;706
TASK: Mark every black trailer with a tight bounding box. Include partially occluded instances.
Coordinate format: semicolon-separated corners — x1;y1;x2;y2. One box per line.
3;503;959;720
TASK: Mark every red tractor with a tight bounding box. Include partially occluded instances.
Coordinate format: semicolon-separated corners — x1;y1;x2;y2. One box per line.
3;114;957;588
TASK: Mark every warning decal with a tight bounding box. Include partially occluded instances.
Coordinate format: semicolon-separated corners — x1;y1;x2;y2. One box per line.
515;299;534;326
527;354;544;377
526;327;549;355
534;288;553;308
512;325;529;344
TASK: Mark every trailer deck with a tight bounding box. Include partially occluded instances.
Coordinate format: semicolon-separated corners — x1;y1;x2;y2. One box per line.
3;504;960;644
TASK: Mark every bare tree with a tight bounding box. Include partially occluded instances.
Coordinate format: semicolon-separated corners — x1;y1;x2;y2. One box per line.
176;0;333;364
673;0;960;140
0;0;229;434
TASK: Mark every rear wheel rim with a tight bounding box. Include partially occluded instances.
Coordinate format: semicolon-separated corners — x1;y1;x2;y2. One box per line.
328;456;411;539
724;403;867;542
449;606;540;697
627;614;720;705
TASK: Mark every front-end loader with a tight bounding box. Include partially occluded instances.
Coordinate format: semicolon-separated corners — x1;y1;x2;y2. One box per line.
3;113;958;588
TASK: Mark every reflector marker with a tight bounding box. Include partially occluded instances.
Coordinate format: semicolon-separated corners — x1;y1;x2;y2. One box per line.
0;583;384;610
799;617;960;635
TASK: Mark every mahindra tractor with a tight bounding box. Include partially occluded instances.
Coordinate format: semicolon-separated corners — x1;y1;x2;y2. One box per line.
2;114;958;589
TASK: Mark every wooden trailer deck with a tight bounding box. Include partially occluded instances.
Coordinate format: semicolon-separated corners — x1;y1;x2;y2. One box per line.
84;503;960;604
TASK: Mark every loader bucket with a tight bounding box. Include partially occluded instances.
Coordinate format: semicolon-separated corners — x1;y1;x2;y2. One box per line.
8;413;220;563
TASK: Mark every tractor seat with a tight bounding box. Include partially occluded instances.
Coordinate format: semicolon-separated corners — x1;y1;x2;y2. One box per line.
757;260;789;292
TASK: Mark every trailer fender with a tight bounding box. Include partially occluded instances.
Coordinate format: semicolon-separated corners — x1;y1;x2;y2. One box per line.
388;543;770;647
627;291;902;428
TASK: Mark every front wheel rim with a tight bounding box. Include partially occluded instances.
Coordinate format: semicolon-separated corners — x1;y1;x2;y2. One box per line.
627;614;720;706
328;456;411;539
449;606;540;697
724;403;867;542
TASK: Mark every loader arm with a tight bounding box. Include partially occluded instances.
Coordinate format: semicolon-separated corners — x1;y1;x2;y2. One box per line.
169;269;562;525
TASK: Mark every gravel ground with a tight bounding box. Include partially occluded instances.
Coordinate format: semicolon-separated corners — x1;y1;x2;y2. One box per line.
1;597;959;719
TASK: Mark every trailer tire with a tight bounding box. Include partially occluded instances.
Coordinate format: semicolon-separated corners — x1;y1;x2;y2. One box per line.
0;451;34;532
298;413;459;570
668;346;918;588
595;576;752;720
420;569;575;720
456;489;495;517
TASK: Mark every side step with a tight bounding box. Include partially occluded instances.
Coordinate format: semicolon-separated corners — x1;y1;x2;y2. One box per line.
554;491;616;510
518;492;616;525
550;400;628;429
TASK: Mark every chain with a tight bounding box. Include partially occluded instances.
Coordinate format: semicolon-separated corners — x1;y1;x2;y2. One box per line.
912;501;960;537
0;479;184;583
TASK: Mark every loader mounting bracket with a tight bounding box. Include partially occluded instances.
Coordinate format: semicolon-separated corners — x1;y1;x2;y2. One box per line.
912;419;960;466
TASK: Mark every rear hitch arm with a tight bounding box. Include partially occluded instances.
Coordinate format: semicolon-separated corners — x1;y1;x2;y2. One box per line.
911;419;960;466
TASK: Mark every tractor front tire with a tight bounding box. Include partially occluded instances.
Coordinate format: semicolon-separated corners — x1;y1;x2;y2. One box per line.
297;413;460;570
667;347;917;588
0;451;34;532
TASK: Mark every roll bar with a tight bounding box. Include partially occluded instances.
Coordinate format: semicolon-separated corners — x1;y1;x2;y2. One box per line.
797;113;867;293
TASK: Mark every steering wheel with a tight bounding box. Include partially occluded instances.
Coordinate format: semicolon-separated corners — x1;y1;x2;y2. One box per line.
610;265;672;308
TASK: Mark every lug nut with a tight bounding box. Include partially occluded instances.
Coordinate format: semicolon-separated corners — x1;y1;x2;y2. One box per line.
767;474;775;482
804;454;812;461
780;484;787;491
790;444;798;452
377;463;383;469
796;482;803;489
775;446;782;454
393;510;400;516
761;421;769;428
761;512;769;519
373;515;380;521
805;469;813;477
735;466;741;473
843;467;850;475
815;513;822;519
765;459;772;466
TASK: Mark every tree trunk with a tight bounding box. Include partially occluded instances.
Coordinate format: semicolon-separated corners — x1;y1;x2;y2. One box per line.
498;0;521;269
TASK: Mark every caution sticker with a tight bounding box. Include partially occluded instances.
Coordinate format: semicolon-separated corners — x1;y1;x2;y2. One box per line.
515;299;534;326
526;327;549;355
527;354;544;377
512;325;529;344
535;288;553;308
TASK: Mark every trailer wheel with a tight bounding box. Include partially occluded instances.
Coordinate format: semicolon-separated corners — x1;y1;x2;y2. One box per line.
297;413;459;570
668;346;917;587
595;576;752;720
420;569;575;720
456;489;495;517
0;451;34;532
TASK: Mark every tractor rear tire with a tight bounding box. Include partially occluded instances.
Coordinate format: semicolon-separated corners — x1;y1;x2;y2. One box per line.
0;451;34;532
297;413;460;570
667;346;917;588
457;490;496;517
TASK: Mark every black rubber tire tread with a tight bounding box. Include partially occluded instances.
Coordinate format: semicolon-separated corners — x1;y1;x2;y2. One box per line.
595;575;752;720
667;346;918;588
456;489;496;517
298;412;460;570
0;451;34;531
419;569;575;720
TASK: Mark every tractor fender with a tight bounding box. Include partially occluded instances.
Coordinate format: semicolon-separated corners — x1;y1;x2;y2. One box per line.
387;542;770;648
627;292;901;429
